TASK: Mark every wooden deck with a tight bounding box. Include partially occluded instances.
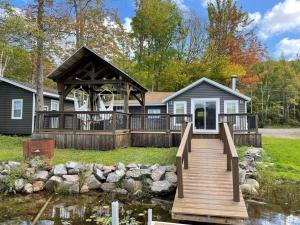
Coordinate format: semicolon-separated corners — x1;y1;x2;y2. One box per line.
172;138;248;224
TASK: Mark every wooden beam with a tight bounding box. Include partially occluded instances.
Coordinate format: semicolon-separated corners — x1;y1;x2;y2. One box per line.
62;80;125;85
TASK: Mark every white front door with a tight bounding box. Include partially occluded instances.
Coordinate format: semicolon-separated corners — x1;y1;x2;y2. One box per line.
191;98;220;133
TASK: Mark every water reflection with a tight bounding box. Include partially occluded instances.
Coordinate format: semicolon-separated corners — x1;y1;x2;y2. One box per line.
0;184;300;225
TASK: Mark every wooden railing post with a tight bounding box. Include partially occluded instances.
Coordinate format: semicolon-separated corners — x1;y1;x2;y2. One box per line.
255;114;259;133
184;144;188;169
72;113;76;132
188;126;192;152
176;156;184;198
232;157;240;202
112;111;116;132
181;121;186;139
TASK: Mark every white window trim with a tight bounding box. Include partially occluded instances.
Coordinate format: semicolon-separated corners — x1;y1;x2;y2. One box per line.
224;100;239;114
191;98;220;134
173;101;187;126
148;108;161;114
43;106;49;111
50;100;59;111
11;99;23;120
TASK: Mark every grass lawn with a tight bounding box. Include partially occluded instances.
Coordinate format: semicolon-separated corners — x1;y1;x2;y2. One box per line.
0;135;177;165
262;136;300;181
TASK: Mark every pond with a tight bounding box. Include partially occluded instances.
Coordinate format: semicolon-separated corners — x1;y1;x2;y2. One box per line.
0;184;300;225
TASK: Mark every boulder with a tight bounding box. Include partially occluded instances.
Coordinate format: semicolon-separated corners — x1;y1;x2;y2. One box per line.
151;166;166;181
106;170;125;183
112;188;128;195
94;163;104;171
8;161;21;168
240;184;257;195
14;178;26;192
239;169;247;184
53;164;67;176
126;163;139;170
165;172;177;184
102;166;116;175
63;181;79;193
116;162;126;170
94;169;106;181
126;169;142;179
122;178;142;193
45;176;63;192
23;183;33;194
66;161;84;174
86;175;101;190
80;184;89;193
149;164;159;171
151;180;173;193
36;220;54;225
33;181;45;192
246;178;259;190
24;168;36;179
140;169;152;177
164;165;177;173
35;170;49;181
100;182;116;192
62;175;79;183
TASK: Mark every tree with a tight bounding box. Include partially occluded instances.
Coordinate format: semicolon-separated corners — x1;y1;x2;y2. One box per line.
206;0;265;75
131;0;182;91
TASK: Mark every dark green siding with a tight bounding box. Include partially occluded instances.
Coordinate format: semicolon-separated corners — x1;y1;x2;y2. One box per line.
0;82;33;135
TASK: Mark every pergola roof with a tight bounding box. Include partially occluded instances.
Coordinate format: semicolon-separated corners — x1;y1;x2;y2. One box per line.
48;46;147;93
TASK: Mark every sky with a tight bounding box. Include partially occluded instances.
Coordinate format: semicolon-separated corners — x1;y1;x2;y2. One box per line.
11;0;300;60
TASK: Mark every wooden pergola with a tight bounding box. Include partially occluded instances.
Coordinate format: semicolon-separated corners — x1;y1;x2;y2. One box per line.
48;46;147;115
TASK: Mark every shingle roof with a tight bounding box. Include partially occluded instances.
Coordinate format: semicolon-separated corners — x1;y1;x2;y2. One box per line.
114;92;174;106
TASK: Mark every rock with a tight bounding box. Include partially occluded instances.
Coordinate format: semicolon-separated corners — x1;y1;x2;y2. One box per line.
140;169;152;177
102;166;116;175
45;176;63;192
62;175;79;183
106;170;125;183
24;167;36;179
145;178;153;186
63;181;79;193
35;170;49;181
151;180;172;193
53;164;67;176
33;181;45;192
66;162;84;174
86;175;101;190
165;172;177;184
94;163;104;171
116;162;126;170
126;163;139;170
100;182;116;192
1;169;9;175
8;161;21;168
239;169;246;184
149;164;159;171
14;178;26;191
164;165;176;173
122;178;142;193
94;169;106;181
29;158;40;168
240;184;256;195
23;183;33;194
80;184;89;193
112;188;128;195
140;164;151;169
126;169;142;179
151;166;166;181
246;178;259;190
239;162;248;170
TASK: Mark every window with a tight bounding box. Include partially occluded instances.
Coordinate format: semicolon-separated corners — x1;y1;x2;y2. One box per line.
11;99;23;119
51;100;59;111
148;108;161;114
224;100;239;114
173;101;187;125
43;106;49;111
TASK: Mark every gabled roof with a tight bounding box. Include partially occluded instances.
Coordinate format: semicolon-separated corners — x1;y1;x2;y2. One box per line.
163;77;251;102
0;76;73;100
114;92;174;106
48;46;147;93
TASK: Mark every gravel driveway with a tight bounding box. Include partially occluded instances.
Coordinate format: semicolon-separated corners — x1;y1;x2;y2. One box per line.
259;128;300;139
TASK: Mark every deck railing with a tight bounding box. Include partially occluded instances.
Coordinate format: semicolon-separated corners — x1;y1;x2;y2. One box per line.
219;113;258;133
176;122;192;198
219;122;240;202
35;111;192;133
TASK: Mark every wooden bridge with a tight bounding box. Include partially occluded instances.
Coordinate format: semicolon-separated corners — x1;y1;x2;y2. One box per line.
172;122;248;224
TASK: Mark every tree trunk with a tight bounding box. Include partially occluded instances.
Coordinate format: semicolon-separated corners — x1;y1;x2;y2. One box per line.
36;0;45;111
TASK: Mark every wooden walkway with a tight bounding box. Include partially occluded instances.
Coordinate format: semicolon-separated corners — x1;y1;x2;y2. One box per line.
172;138;248;224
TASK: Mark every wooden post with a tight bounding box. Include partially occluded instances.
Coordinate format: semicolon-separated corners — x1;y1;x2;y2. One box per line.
227;149;232;171
124;82;129;114
176;156;184;198
58;83;65;129
141;93;145;130
181;121;186;139
72;113;76;132
188;126;192;153
232;157;240;202
255;114;259;133
111;201;119;225
184;144;188;169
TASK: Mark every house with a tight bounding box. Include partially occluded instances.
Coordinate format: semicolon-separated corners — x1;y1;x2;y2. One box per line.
0;76;74;135
116;76;251;134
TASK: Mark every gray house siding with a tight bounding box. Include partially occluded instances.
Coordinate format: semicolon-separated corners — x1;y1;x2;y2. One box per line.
0;82;33;135
129;105;167;114
166;81;246;114
43;97;74;111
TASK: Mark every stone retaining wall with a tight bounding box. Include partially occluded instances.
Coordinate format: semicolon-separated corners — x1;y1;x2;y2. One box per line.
0;160;177;195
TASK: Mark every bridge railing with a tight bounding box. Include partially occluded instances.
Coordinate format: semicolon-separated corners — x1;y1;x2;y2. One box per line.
219;113;258;133
176;122;192;198
219;122;240;202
